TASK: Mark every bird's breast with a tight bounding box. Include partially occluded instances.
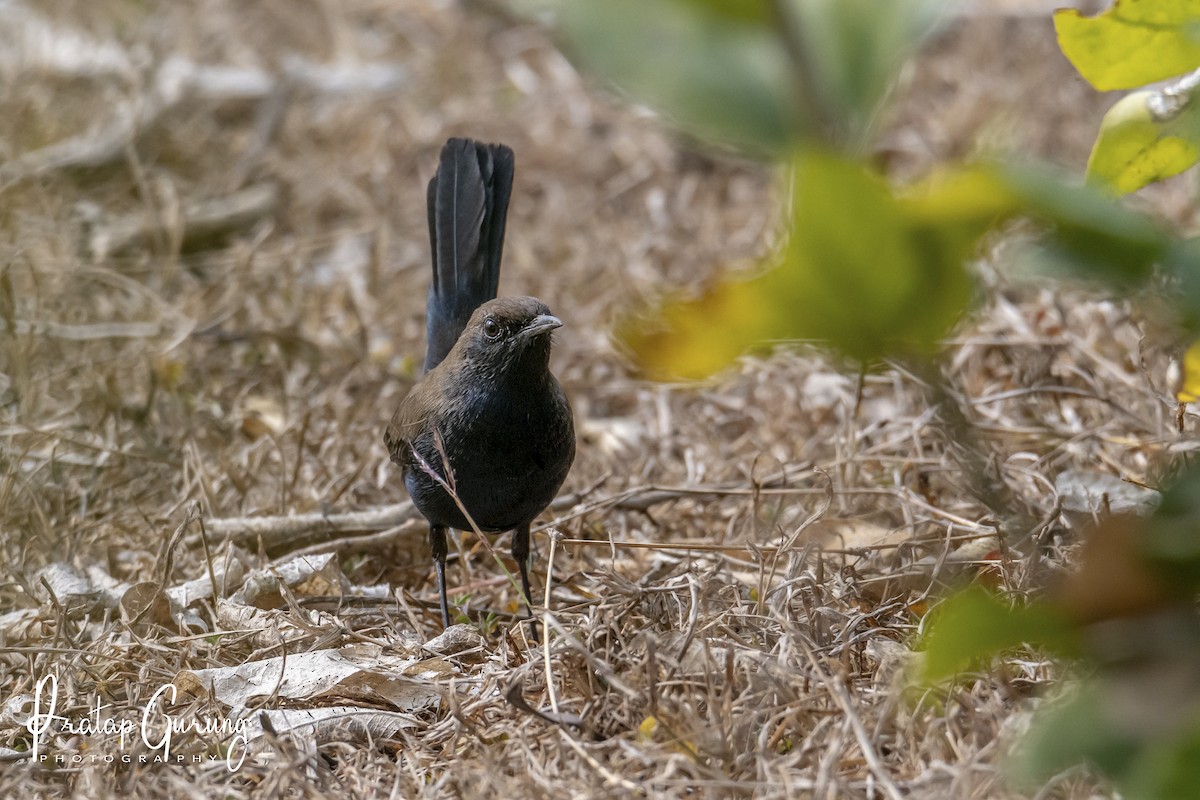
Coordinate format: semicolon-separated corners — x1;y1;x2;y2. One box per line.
402;381;574;532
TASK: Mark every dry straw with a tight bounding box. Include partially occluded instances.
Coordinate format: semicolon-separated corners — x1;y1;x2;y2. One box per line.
0;1;1184;798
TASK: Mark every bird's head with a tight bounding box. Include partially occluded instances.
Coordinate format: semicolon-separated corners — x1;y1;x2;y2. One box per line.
453;296;562;380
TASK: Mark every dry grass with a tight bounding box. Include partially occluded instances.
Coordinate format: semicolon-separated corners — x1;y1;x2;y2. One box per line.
0;1;1192;797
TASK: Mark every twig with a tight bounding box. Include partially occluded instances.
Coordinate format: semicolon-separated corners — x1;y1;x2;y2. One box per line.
0;55;407;191
200;466;844;559
802;644;905;800
0;318;161;340
88;182;281;260
285;521;423;559
768;0;835;141
557;729;646;795
202;502;417;549
542;527;561;715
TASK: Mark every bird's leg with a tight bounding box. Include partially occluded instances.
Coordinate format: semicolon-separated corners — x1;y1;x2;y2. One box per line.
430;524;451;628
511;523;539;641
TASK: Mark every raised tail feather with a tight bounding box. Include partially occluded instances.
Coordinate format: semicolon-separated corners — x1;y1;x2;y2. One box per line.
423;137;515;372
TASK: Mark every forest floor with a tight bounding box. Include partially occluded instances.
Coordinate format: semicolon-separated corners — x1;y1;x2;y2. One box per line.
0;1;1193;797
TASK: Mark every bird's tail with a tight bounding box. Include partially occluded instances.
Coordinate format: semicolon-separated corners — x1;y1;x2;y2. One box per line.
423;137;515;372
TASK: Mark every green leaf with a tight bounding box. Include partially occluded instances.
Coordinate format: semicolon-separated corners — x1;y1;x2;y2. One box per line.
620;265;786;382
1012;673;1200;799
1002;164;1171;283
1176;341;1200;403
1087;84;1200;195
1054;0;1200;91
621;156;1179;379
1142;465;1200;591
558;0;796;154
1010;682;1142;791
1168;237;1200;331
919;586;1079;684
556;0;945;154
790;0;946;146
682;0;771;26
781;149;978;360
620;151;996;377
1127;722;1200;800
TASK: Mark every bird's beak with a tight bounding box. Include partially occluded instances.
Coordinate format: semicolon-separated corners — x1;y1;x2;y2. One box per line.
522;314;563;339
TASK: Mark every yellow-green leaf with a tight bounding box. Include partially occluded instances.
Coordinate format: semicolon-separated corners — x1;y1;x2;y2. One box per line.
621;152;1000;378
1054;0;1200;91
1088;88;1200;194
919;586;1079;684
621;157;1175;380
621;268;786;381
1176;341;1200;403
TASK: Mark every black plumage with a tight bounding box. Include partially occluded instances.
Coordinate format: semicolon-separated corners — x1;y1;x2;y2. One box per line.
385;138;575;630
422;138;513;372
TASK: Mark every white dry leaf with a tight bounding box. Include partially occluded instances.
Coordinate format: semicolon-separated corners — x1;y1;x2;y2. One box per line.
793;517;916;582
892;535;1002;594
798;518;910;553
801;371;855;412
241;395;287;440
84;563;132;609
242;705;421;748
33;562;97;616
1055;469;1161;526
0;608;42;643
166;546;251;608
346;583;392;599
423;624;485;657
229;552;346;609
578;416;647;459
215;599;335;651
173;645;448;712
0;2;135;82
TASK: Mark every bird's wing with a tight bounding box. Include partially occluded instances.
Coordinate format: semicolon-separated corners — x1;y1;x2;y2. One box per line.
385;383;425;462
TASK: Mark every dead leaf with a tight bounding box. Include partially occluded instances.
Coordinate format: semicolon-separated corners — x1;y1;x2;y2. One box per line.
1056;469;1160;527
120;582;174;627
241;396;286;440
174;646;444;711
798;518;910;552
1056;514;1176;624
230;552;345;609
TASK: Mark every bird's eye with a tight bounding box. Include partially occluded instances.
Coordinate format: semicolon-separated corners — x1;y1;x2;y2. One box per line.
482;317;502;340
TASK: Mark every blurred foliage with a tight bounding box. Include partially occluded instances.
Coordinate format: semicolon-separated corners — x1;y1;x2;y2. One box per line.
919;586;1078;683
919;472;1200;798
553;0;1200;795
558;0;796;154
558;0;943;154
1012;680;1200;800
1142;467;1200;589
788;0;944;147
624;159;1178;376
623;151;984;374
560;0;1191;372
1000;163;1174;284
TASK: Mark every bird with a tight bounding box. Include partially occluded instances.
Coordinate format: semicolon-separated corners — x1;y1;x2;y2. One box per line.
384;137;576;631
